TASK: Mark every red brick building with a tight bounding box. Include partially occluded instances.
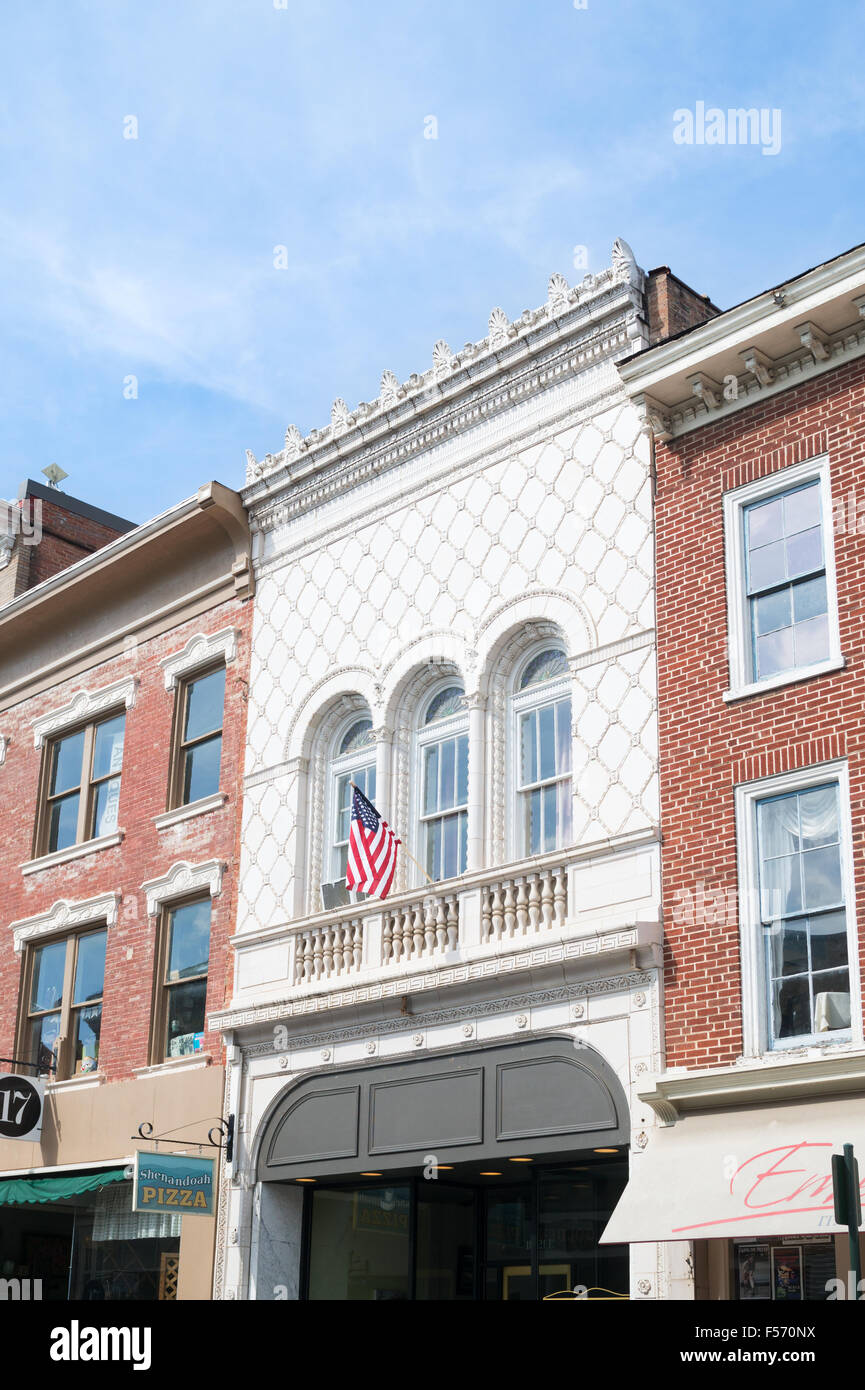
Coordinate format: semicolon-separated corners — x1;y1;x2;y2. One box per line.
0;481;252;1301
606;243;865;1301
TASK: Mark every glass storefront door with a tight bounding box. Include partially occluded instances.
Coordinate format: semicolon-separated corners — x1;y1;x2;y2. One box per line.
303;1158;628;1301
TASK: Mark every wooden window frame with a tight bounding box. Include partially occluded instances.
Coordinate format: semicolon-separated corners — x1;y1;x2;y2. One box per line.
149;894;212;1065
34;711;126;858
18;925;108;1080
167;662;225;811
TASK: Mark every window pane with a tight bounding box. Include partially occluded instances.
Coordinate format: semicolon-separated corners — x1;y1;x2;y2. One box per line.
165;978;208;1057
755;625;794;679
793;615;830;667
440;739;456;810
773;974;812;1039
72;1003;102;1074
182;734;222;803
556;699;572;774
792;575;827;624
538;704;556;782
761;853;801;920
747;496;784;549
758;796;801;858
423;745;438;815
542;783;557;852
339;719;373;754
92;776;121;837
424;686;466;723
92;715;125;780
425;817;441;880
557;778;573;847
809;911;848;973
754;588;791;636
784;483;820;535
73;931;107;1005
456;735;468;807
813;970;850;1032
184;668;225;742
768;921;808;979
442;814;458;880
31;939;67;1012
747;540;786;593
50;731;85;796
167;900;211;980
48;792;80;852
520;712;537;786
519;649;568;690
801;845;843;911
798;786;838;849
785;527;822;580
459;811;467;878
29;1013;61;1071
525;788;541;856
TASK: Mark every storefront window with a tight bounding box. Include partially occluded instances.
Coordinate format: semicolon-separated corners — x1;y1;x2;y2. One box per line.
307;1186;411;1300
733;1238;837;1301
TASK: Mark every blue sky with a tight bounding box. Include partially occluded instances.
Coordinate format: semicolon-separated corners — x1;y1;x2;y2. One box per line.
1;0;862;523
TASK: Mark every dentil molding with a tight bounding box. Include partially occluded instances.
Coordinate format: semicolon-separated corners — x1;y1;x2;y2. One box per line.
32;676;138;748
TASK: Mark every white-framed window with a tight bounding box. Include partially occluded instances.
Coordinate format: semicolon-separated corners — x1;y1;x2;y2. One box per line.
327;717;376;885
723;456;842;700
511;647;572;858
735;760;860;1055
415;684;468;883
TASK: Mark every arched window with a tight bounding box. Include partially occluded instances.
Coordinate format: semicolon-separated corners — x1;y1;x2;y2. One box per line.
417;684;468;882
328;716;376;885
513;647;572;856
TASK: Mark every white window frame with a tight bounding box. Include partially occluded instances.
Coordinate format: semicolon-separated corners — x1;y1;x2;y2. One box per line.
508;645;573;863
723;455;843;701
735;759;861;1058
412;680;469;888
324;715;377;889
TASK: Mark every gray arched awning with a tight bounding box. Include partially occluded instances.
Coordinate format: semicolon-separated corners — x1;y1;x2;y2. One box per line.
257;1036;629;1182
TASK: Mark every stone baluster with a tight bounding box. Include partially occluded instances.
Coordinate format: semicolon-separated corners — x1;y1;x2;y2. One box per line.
352;922;363;971
541;870;554;930
503;881;516;938
383;917;393;964
481;885;492;943
412;904;425;958
527;875;541;932
322;927;334;977
516;879;529;935
554;868;567;928
312;930;323;980
446;896;458;951
435;897;447;953
424;899;436;955
491;884;504;941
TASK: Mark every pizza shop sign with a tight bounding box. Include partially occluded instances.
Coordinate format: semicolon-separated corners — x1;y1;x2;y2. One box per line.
133;1152;214;1216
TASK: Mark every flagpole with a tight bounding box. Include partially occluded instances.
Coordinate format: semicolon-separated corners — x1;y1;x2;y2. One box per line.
349;781;434;885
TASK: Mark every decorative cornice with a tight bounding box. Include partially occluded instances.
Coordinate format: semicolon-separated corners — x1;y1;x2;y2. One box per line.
242;245;648;517
32;676;138;747
159;627;237;690
639;1047;865;1124
141;858;225;916
10;892;121;953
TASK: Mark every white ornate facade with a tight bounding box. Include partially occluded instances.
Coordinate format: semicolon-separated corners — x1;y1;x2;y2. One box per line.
213;241;690;1302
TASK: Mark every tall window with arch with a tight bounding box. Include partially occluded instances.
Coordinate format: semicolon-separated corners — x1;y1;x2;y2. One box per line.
329;715;376;885
417;684;469;882
513;647;573;856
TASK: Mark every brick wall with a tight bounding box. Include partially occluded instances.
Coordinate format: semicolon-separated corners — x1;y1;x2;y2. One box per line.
0;486;135;603
646;267;720;346
655;354;865;1068
0;598;252;1081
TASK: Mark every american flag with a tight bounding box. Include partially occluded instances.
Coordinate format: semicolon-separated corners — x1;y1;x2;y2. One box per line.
346;784;401;900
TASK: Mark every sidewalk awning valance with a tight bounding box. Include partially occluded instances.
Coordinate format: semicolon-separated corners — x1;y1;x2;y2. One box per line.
602;1095;865;1243
0;1168;127;1206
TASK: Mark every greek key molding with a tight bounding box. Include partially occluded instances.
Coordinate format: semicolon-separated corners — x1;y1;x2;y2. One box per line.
160;627;237;690
141;859;225;916
10;892;121;953
32;676;138;748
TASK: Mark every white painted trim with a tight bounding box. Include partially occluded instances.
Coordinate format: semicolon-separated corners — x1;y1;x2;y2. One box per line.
723;454;841;697
734;758;861;1058
10;891;121;953
0;1157;133;1180
153;792;226;830
723;657;845;703
132;1054;213;1078
31;676;138;747
47;1072;106;1092
140;858;225;916
21;831;123;876
160;627;237;690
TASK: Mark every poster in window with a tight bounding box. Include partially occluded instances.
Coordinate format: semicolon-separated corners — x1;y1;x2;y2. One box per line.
772;1246;802;1301
736;1244;771;1300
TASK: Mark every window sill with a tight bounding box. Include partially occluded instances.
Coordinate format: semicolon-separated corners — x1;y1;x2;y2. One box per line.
132;1053;213;1079
46;1071;106;1092
154;793;226;831
723;655;845;703
21;831;124;876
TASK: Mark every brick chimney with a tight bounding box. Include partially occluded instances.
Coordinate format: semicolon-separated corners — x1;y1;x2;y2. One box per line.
0;480;136;605
646;267;721;346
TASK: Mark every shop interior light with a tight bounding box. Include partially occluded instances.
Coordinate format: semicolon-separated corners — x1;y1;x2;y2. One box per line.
437;1165;454;1170
360;1172;383;1177
296;1177;317;1183
508;1157;533;1163
593;1148;618;1154
480;1171;502;1177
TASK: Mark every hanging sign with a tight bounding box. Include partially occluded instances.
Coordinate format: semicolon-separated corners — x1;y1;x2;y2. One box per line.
0;1072;44;1142
132;1152;215;1216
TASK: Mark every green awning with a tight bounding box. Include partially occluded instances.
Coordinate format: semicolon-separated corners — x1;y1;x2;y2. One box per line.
0;1168;127;1205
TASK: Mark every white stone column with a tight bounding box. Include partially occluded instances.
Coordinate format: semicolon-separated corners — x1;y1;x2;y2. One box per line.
466;693;486;872
374;726;392;820
249;1183;305;1300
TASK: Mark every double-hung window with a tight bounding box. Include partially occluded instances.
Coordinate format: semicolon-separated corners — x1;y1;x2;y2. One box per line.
329;718;377;885
738;765;856;1053
724;458;841;697
39;713;125;854
23;928;107;1078
152;898;212;1061
171;666;225;806
418;686;468;883
513;648;572;857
